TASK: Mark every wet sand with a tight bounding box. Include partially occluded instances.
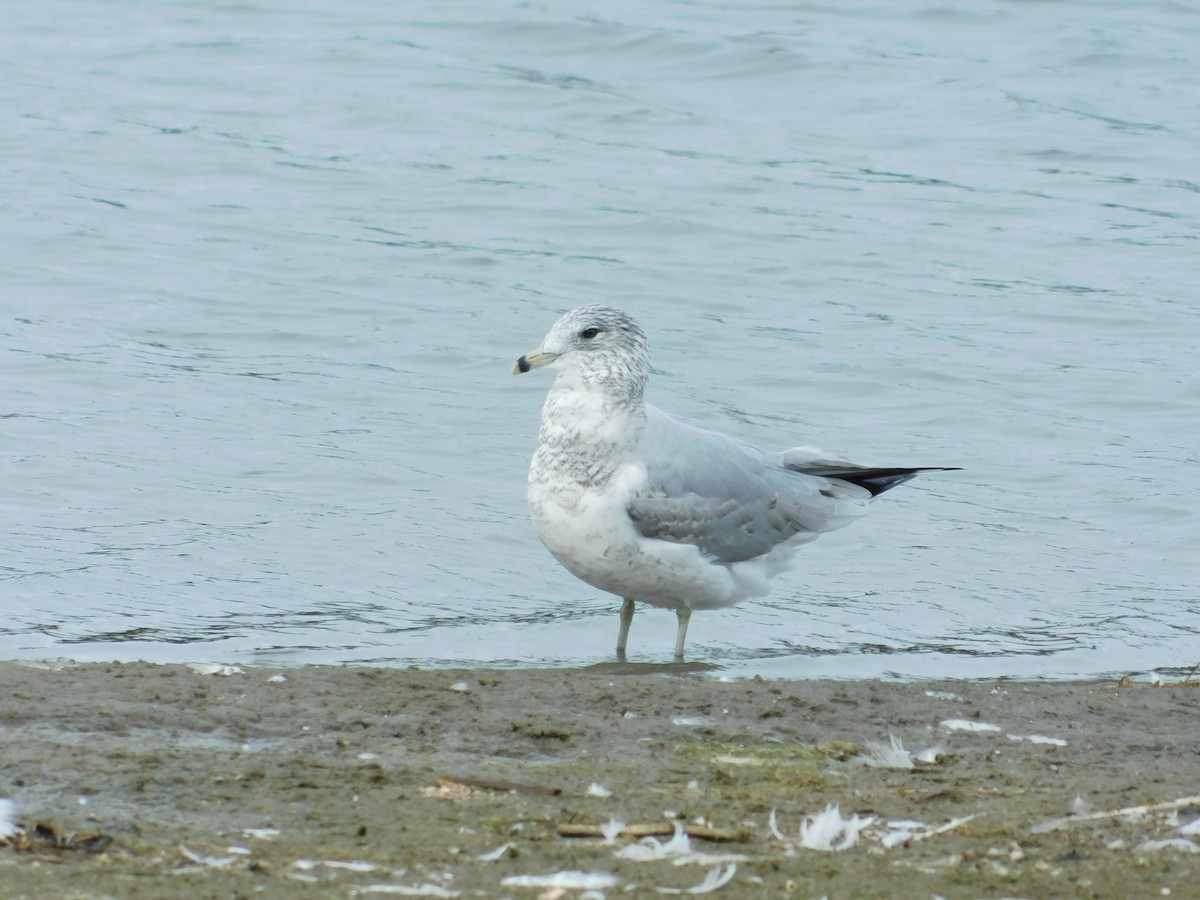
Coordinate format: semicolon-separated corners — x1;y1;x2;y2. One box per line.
1;661;1198;898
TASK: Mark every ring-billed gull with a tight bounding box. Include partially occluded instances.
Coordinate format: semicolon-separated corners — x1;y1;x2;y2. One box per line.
512;306;956;662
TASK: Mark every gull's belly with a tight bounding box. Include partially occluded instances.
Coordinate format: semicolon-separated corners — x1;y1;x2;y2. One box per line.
527;471;735;608
529;479;639;586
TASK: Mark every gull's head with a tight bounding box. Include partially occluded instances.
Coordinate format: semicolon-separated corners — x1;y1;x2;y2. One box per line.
512;306;649;386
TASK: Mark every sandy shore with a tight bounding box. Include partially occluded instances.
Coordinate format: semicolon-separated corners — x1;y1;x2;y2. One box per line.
1;661;1198;898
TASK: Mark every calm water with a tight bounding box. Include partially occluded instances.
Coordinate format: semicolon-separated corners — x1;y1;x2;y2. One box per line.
4;1;1197;679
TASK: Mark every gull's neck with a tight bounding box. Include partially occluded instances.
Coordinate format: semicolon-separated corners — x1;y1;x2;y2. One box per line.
532;364;647;487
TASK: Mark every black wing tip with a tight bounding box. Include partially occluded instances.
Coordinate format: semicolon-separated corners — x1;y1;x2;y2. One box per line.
791;465;960;497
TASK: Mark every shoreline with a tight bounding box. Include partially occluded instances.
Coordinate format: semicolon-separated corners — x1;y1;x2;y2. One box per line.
2;661;1198;898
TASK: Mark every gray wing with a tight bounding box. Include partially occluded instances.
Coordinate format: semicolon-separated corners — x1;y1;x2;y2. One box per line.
626;406;867;564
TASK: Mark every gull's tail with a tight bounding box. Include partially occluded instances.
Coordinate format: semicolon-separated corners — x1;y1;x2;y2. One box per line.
786;464;961;498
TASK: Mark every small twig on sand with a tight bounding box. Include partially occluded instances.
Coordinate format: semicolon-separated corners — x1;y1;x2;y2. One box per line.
1031;795;1200;834
557;822;748;842
438;777;561;796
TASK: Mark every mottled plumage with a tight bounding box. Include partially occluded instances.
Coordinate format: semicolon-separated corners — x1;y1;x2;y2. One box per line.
512;305;954;661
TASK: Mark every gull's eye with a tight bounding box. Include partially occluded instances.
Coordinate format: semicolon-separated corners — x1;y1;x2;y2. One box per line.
579;326;601;340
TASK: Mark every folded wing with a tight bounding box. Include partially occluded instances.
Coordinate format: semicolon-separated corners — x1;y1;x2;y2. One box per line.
626;407;872;564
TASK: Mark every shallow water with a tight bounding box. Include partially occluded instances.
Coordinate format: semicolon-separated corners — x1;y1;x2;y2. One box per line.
4;0;1197;678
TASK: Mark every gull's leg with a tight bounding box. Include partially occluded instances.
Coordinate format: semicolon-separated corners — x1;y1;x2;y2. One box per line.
616;597;635;660
673;605;692;662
